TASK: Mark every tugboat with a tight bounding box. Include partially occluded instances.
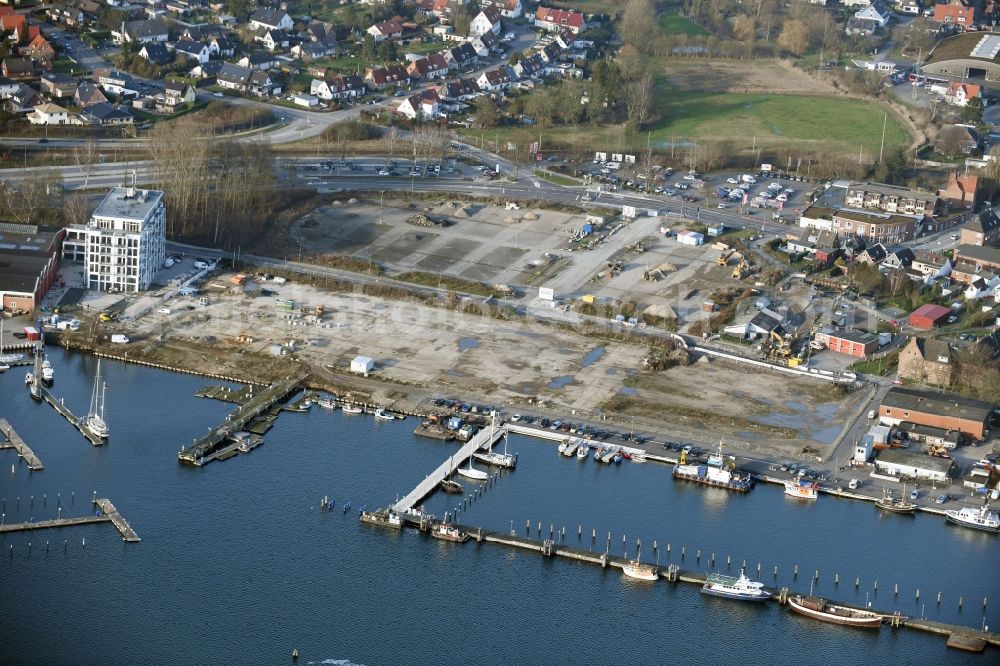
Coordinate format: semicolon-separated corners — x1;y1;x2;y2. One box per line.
945;503;1000;533
701;568;770;601
787;595;883;629
431;522;469;542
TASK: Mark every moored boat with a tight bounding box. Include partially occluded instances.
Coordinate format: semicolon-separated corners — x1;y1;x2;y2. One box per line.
41;357;54;384
84;361;109;439
787;595;883;628
431;522;469;542
563;440;580;457
701;568;769;601
875;489;916;515
631;452;646;463
784;478;818;500
558;439;570;455
672;441;754;492
360;509;402;529
440;478;464;494
342;403;364;414
945;504;1000;533
373;408;396;420
576;443;590;459
621;545;658;581
230;431;262;453
315;397;336;409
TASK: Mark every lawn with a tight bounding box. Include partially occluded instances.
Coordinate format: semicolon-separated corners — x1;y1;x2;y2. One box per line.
658;11;710;37
534;169;582;186
461;90;910;160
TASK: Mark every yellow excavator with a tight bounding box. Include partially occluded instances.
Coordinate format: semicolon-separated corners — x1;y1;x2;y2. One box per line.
717;250;734;266
732;259;752;279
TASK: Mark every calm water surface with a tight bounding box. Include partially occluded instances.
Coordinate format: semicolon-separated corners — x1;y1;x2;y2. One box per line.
0;350;996;665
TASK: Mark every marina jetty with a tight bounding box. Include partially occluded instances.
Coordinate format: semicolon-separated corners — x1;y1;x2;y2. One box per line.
41;388;105;446
0;496;139;543
178;375;306;466
0;419;43;470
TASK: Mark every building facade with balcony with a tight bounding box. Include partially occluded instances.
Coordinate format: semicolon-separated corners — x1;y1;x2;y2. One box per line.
62;187;165;292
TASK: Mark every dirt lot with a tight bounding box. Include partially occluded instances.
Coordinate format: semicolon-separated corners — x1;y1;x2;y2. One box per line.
662;59;838;95
95;268;863;454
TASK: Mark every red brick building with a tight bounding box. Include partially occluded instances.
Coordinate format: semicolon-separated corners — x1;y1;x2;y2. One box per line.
908;304;951;329
880;386;993;441
0;224;64;314
813;328;880;357
938;172;978;210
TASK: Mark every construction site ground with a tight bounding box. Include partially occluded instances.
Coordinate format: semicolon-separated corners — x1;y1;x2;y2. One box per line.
48;266;867;458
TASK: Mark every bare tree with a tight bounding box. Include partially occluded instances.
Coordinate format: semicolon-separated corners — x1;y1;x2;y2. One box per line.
620;0;658;53
72;138;100;188
624;76;653;129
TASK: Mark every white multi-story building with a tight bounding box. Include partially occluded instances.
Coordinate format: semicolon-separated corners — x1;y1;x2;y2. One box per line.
63;186;166;292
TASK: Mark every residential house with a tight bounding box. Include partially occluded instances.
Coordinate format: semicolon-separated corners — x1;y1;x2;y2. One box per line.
554;30;577;51
965;272;1000;299
74;82;107;108
534;7;586;34
846;17;881;37
407;53;449;80
173;40;211;64
513;53;545;79
436;77;481;101
538;42;562;64
910;251;952;279
950;244;1000;283
216;62;252;92
470;30;500;57
291;41;334;60
365;64;410;89
5;84;39;113
189;61;224;80
936;124;979;156
367;17;403;42
960;207;1000;246
161;80;196;110
165;0;193;16
94;69;136;97
238;53;279;71
21;35;55;65
934;0;979;27
882;247;915;270
444;43;478;69
940;172;978;210
1;58;33;80
944;82;981;107
310;74;366;100
139;43;173;65
397;89;440;119
209;36;237;58
416;0;455;19
844;182;939;217
118;18;169;45
40;72;78;98
81;102;133;125
249;70;282;97
303;22;335;45
470;7;503;37
481;0;522;19
28;102;70;125
476;66;514;92
855;2;892;27
0;76;17;99
854;243;888;265
896;336;955;386
0;12;26;45
248;8;293;32
255;28;292;52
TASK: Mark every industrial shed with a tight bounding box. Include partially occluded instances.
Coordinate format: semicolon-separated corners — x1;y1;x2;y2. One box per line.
923;32;1000;82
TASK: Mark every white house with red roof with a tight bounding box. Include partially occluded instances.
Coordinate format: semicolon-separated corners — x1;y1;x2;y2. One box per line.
398;89;440;119
944;82;982;107
534;7;586;34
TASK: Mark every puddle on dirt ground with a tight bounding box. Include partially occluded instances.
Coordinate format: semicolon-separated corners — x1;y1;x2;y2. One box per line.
445;369;465;377
606;368;618;376
458;337;479;352
618;386;637;396
811;425;842;446
373;303;387;311
498;327;545;339
783;400;807;411
547;375;574;389
581;346;605;368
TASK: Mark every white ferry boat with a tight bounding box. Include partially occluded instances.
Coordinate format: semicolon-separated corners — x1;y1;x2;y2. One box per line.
945;504;1000;533
784;478;818;500
701;569;769;601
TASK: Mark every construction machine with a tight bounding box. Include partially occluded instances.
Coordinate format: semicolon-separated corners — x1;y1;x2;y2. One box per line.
717;250;734;266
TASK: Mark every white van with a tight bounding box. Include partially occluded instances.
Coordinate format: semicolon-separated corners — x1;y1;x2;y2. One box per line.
194;260;210;270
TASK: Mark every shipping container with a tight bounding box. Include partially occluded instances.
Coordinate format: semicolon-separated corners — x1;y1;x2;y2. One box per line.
24;327;40;342
111;334;130;344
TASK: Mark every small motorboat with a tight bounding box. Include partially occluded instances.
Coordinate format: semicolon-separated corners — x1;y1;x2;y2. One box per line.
342;403;364;414
374;408;397;421
440;478;464;494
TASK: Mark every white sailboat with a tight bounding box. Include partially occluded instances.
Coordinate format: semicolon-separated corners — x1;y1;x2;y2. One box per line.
456;443;488;481
473;413;516;468
84;360;109;439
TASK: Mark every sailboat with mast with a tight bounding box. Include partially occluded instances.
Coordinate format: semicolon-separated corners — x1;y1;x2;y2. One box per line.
474;414;516;468
83;360;109;440
456;444;488;481
439;454;464;494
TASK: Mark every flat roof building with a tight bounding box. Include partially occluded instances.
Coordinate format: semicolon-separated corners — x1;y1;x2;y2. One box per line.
813;327;880;357
0;223;64;313
875;448;955;483
62;186;165;292
880;386;994;441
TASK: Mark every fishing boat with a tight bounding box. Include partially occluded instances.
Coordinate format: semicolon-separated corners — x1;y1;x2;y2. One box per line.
360;509;402;529
622;546;658;581
315;397;336;409
41;357;54;384
701;568;770;601
784;477;819;500
945;503;1000;533
875;487;916;515
440;478;464;494
342;403;364;414
83;360;109;439
673;441;754;492
613;450;624;464
787;595;883;629
576;443;590;459
431;522;469;542
373;408;397;421
601;448;616;464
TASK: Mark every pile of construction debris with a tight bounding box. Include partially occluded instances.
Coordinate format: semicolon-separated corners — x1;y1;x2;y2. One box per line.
406;213;450;228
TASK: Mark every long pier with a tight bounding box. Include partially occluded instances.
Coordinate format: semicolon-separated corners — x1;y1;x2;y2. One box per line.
0;497;140;542
0;419;43;470
392;424;506;513
40;389;104;446
178;375;306;466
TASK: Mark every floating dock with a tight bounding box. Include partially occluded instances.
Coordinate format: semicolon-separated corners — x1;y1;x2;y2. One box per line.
0;419;43;470
40;389;104;446
0;497;139;542
194;384;258;405
178;375;306;466
392;424;506;513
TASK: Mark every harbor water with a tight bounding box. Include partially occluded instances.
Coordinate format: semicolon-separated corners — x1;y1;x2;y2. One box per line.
1;350;996;665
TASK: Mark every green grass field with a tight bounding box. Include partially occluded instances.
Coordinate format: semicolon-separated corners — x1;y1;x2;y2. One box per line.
658;11;710;37
461;90;910;160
